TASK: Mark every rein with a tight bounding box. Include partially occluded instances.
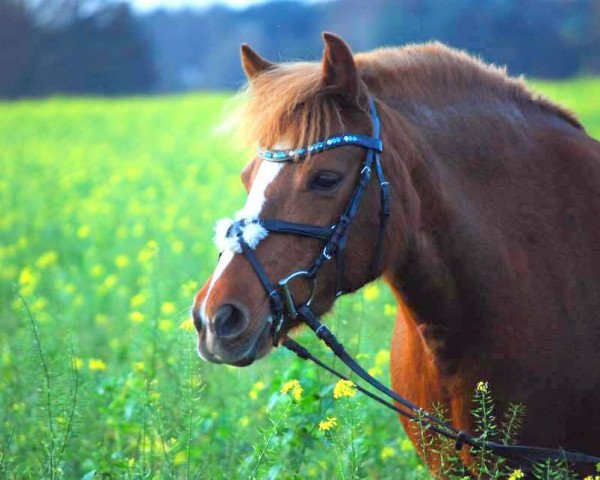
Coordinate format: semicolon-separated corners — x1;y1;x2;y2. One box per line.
219;96;600;469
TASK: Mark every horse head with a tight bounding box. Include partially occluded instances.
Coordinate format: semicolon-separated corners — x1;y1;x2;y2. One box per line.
191;33;403;366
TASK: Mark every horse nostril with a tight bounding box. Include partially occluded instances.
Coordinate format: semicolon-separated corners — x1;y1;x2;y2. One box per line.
213;304;249;339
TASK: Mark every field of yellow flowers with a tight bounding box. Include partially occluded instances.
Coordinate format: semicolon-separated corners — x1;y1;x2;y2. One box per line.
1;79;599;479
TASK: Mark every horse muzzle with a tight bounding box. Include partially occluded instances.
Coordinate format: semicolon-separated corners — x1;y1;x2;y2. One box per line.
193;303;273;366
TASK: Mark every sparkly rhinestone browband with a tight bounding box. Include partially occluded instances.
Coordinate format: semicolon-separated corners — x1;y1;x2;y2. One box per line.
257;133;383;162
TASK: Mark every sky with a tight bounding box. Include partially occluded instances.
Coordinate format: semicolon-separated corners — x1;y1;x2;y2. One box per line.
130;0;313;12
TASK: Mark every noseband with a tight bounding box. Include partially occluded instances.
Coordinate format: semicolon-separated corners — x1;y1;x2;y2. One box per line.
221;97;389;345
214;96;600;469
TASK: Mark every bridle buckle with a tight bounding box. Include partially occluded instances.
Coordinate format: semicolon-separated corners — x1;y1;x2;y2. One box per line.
278;270;317;319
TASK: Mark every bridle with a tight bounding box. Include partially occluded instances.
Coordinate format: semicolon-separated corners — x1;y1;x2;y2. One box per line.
217;96;600;470
225;97;389;345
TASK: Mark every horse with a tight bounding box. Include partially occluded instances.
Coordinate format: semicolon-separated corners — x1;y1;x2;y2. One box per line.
192;33;600;476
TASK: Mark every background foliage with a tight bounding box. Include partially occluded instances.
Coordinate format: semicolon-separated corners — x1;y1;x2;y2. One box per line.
2;0;600;97
0;79;599;478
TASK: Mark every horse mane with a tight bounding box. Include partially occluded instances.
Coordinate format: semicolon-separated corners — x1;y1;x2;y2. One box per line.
239;42;581;151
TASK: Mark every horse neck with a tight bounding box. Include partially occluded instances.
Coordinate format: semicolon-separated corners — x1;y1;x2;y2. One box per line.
379;94;536;364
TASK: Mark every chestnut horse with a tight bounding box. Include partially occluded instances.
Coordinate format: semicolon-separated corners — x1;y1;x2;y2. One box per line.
192;33;600;475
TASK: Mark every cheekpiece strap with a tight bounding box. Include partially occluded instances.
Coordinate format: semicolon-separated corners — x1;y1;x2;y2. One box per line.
258;134;382;162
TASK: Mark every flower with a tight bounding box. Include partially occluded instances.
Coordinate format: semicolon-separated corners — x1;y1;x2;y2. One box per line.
248;380;266;400
380;446;396;460
375;349;390;366
476;381;489;393
77;225;90;239
508;469;525;480
115;255;130;268
363;283;380;301
73;358;84;370
35;251;58;268
90;264;104;278
180;318;195;332
318;417;337;431
88;359;107;371
333;379;356;399
159;319;173;332
280;379;303;401
173;451;187;466
160;302;176;315
239;416;250;427
129;311;145;323
130;293;146;308
102;274;117;290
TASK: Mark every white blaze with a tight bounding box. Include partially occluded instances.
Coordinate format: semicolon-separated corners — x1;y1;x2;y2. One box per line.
199;160;285;325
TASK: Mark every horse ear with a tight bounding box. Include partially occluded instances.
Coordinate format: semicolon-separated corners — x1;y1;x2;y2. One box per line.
321;32;358;99
240;44;274;80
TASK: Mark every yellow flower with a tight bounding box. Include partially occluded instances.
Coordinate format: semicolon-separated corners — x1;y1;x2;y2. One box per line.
181;280;198;297
89;358;107;371
508;469;525;480
380;446;396;460
383;303;397;316
133;361;145;372
115;255;130;268
103;274;117;290
138;240;158;262
73;358;84;370
318;417;337;432
77;225;90;239
130;293;146;308
400;438;414;452
179;318;195;332
239;416;250;427
35;251;58;268
249;380;266;400
129;311;145;323
363;283;380;301
171;240;184;253
375;349;390;366
90;264;104;278
32;297;48;312
159;319;173;332
333;379;356;399
160;302;176;315
476;381;489;393
173;451;187;465
18;266;39;296
280;379;303;401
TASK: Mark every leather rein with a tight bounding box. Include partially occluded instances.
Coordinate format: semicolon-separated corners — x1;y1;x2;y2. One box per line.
219;96;600;469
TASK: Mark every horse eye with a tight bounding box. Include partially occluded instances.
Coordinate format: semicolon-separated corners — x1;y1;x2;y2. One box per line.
310;171;342;191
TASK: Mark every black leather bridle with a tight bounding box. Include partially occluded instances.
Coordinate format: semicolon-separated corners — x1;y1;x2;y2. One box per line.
225;97;389;345
218;96;600;470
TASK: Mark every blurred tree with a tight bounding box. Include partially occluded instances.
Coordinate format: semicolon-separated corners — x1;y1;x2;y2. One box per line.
0;0;154;97
0;2;33;98
141;0;600;92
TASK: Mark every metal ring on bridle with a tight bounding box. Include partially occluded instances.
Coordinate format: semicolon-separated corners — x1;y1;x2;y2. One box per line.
278;271;317;319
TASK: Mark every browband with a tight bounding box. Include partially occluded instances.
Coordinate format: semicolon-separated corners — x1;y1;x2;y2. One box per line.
258;134;383;162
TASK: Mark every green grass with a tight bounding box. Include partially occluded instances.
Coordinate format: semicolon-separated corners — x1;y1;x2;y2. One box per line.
0;80;599;479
